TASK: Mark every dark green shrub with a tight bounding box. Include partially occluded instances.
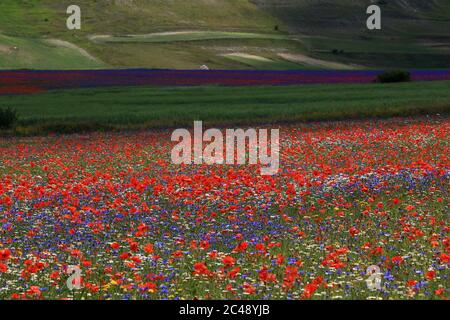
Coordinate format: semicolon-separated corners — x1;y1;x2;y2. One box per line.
377;70;411;83
0;107;18;129
331;49;344;55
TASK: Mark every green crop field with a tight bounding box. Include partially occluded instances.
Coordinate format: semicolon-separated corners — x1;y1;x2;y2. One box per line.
2;80;449;135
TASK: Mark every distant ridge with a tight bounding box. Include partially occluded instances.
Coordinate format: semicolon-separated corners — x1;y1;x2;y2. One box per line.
252;0;450;68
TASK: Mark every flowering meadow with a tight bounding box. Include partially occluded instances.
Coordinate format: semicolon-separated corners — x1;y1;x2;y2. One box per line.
1;69;450;94
0;116;448;300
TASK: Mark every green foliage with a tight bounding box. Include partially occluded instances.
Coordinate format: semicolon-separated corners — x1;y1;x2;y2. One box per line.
377;70;411;83
0;106;18;129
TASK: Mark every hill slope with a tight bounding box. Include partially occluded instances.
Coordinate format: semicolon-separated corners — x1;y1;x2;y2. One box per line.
0;0;449;69
253;0;450;68
1;0;308;69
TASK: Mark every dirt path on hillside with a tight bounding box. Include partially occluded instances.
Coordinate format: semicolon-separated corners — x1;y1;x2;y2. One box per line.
222;53;273;62
88;31;198;42
45;39;100;62
278;53;359;70
0;44;11;53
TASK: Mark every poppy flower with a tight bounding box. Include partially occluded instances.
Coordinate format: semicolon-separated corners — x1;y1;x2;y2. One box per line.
0;249;11;261
144;243;154;254
119;252;130;260
172;250;183;258
392;256;404;264
435;288;444;296
349;227;360;237
228;267;241;279
258;267;277;283
70;249;82;258
243;283;256;294
424;270;435;280
222;256;236;268
439;253;450;264
193;262;210;276
200;241;210;250
0;264;8;273
302;283;318;299
234;242;248;252
110;242;119;250
129;241;139;252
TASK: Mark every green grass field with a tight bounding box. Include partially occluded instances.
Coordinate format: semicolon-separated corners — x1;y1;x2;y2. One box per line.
2;80;449;135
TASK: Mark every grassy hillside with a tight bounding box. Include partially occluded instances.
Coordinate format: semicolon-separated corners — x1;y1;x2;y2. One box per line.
0;34;105;69
1;1;450;69
253;0;450;68
2;80;450;135
1;0;304;69
0;0;278;36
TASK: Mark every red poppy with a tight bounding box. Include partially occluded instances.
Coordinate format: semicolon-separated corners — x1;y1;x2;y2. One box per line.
0;249;11;261
222;256;236;268
119;252;130;260
234;242;248;252
200;240;210;250
129;241;139;252
426;270;436;280
258;267;277;283
435;288;444;296
349;227;360;237
392;256;404;264
228;267;241;279
172;250;183;258
26;286;41;297
302;283;318;299
243;283;256;294
407;280;417;287
194;262;211;276
276;254;285;265
0;264;8;273
139;282;157;293
70;249;81;258
144;243;154;254
439;253;450;264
